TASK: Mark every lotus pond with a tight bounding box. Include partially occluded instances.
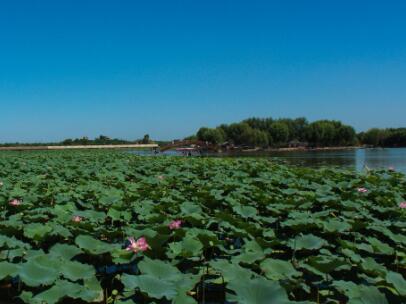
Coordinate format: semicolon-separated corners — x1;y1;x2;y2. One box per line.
0;151;405;304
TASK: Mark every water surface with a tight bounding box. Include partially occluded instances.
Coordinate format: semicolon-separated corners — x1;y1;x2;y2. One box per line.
268;148;406;174
130;148;406;174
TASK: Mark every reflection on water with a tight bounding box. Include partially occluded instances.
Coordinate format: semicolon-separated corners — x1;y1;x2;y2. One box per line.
355;148;406;173
268;148;406;174
269;149;358;169
129;148;406;174
269;148;406;174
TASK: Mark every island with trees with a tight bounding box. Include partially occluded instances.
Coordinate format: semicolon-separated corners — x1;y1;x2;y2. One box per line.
192;117;406;150
1;118;405;151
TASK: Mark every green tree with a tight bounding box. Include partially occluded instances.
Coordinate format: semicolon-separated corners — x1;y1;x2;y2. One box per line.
225;123;252;145
269;122;289;145
196;127;225;144
291;117;308;141
384;128;406;147
337;125;357;146
142;134;151;144
305;120;340;146
240;128;269;148
362;128;386;146
184;135;197;141
62;138;73;145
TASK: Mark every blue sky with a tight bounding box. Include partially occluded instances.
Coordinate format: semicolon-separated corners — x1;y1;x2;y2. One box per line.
0;0;405;142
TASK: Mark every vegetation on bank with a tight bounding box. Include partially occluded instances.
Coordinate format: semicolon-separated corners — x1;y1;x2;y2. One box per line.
0;134;153;147
193;117;356;148
0;151;405;303
359;128;406;148
194;117;406;148
1;118;405;150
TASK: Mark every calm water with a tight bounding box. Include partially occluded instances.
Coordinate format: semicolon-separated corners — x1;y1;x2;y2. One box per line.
130;148;406;174
268;148;406;174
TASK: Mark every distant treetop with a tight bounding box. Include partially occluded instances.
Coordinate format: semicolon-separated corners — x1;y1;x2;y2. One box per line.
194;117;406;148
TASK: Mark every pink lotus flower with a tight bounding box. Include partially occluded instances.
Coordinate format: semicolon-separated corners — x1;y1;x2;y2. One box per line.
400;202;406;209
169;220;182;230
357;187;368;193
0;181;3;187
126;237;150;253
157;175;165;180
72;215;83;223
9;199;22;206
388;166;395;171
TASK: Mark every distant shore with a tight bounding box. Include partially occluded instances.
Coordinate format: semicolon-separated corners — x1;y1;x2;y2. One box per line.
268;146;361;152
0;144;158;151
220;146;362;154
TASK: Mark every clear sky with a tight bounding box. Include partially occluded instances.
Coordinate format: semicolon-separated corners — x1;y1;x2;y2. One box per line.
0;0;405;142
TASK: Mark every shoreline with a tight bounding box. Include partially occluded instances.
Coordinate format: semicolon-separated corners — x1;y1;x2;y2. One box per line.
0;144;158;151
268;146;361;152
221;146;362;154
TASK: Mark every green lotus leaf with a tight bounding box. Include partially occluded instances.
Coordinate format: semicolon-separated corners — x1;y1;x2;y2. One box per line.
233;240;265;263
180;201;202;215
18;256;60;287
121;274;177;300
19;291;42;304
341;248;363;263
289;234;327;250
32;278;103;304
99;191;123;207
25;249;46;259
33;280;82;304
60;260;95;281
233;251;265;264
78;277;104;302
386;271;406;296
306;255;350;274
263;228;276;238
365;237;394;255
5;248;25;260
282;218;318;230
227;277;293;304
75;235;114;255
360;257;388;277
355;242;375;254
75;210;106;222
49;243;82;260
232;204;257;219
107;207;128;221
0;235;30;249
111;246;134;263
369;225;406;246
168;236;203;258
23;223;53;241
0;261;20;280
138;257;182;281
171;274;200;304
260;258;301;280
322;219;351;233
333;280;388;304
210;260;256;283
48;223;72;238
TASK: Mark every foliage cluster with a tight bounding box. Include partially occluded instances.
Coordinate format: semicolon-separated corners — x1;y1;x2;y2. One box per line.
196;117;358;148
0;151;405;303
0;135;153;147
359;128;406;148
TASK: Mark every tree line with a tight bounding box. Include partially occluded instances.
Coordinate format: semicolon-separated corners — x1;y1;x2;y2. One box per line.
61;134;152;145
1;122;405;149
0;134;153;147
358;128;406;147
194;117;406;148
